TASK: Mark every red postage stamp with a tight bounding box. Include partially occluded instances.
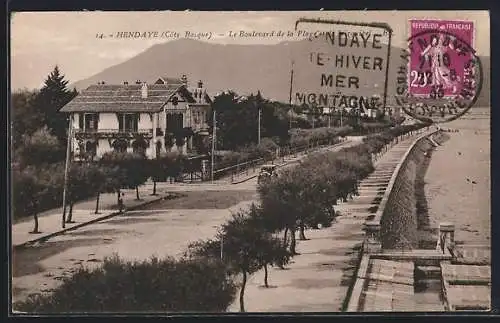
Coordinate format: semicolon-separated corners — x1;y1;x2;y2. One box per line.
409;19;475;99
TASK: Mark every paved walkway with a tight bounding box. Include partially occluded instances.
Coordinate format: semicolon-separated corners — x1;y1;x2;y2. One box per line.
11;139;357;248
227;134;422;312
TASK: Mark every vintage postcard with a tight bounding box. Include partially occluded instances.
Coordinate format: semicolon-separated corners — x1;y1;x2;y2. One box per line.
10;10;491;314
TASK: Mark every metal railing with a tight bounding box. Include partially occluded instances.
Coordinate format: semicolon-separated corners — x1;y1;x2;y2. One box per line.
211;138;347;182
74;128;153;135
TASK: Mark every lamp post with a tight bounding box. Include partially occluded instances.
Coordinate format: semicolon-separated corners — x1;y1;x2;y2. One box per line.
61;114;73;228
288;60;295;130
257;105;261;145
211;108;216;183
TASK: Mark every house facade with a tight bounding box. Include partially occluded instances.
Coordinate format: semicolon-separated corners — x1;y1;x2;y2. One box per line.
60;75;211;160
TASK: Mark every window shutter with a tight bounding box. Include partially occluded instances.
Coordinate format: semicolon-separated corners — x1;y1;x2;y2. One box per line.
117;113;123;131
78;113;84;129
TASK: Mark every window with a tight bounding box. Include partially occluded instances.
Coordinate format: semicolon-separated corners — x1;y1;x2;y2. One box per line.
84;113;98;132
132;137;148;156
85;141;97;159
112;138;128;152
117;113;139;132
166;113;183;133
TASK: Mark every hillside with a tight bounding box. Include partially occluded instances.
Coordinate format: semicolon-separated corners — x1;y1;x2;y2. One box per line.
72;38;490;108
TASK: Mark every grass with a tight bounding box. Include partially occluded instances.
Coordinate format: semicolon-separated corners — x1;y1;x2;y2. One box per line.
140;190;258;210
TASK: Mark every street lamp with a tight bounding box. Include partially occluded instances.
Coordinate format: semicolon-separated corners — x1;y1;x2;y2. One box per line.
211;108;216;183
257;101;261;145
61;115;74;229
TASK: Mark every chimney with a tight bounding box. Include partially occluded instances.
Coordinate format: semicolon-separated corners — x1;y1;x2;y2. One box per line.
197;80;203;89
141;82;148;98
181;74;188;86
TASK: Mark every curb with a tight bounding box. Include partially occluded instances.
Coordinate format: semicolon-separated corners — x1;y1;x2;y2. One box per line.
13;195;168;250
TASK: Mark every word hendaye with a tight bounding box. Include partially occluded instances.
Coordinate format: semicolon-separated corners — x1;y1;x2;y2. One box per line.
321;31;384;49
313;52;384;71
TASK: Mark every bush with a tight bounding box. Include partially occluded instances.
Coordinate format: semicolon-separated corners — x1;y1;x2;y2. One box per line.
258;122;430;251
15;255;237;313
288;126;352;149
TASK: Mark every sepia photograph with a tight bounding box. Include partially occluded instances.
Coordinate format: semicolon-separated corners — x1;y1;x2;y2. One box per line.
9;10;491;314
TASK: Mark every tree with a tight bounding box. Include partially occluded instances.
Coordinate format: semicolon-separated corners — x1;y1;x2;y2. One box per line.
99;151;150;201
149;153;171;195
99;151;131;205
11;89;44;149
85;164;121;215
13;168;44;233
258;168;301;255
65;163;92;223
187;207;285;312
15;126;66;168
34;65;78;144
245;204;292;287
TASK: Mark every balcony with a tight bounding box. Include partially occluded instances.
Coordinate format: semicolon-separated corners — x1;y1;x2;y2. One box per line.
74;128;154;139
192;123;210;135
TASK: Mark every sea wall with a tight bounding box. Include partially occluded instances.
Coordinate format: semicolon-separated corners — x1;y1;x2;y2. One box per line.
379;130;449;249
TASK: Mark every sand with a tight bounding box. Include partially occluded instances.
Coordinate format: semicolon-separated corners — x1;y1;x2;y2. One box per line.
424;108;490;246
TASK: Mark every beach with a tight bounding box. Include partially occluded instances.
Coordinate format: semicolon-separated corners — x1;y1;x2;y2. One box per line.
424;108;491;246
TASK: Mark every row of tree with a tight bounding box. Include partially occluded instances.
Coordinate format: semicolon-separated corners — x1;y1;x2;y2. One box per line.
12;124;361;229
13;150;187;231
183;122;430;312
208;91;401;151
14;122;429;313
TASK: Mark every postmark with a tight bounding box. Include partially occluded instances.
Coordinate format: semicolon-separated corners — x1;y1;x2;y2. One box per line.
290;18;392;117
395;19;483;123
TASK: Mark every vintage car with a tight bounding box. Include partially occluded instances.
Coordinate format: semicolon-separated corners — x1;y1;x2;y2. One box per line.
257;164;278;184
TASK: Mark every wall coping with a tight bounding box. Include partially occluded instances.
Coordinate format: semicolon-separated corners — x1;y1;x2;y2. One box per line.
372;127;440;226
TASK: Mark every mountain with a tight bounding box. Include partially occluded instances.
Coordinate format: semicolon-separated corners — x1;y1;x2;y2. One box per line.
72;38;490;108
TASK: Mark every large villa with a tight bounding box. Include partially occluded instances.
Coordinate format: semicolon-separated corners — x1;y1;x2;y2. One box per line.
60;75;212;160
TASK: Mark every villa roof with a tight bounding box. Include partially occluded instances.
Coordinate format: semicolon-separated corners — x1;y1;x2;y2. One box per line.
60;83;205;113
156;76;183;86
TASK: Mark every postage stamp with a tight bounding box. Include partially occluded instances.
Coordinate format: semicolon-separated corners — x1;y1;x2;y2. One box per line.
396;19;483;123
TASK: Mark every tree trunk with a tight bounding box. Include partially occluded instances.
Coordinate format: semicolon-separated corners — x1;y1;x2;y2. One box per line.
31;207;40;234
279;228;289;269
117;190;120;205
299;223;307;240
62;201;67;227
136;186;140;200
264;264;269;288
152;181;157;195
66;201;74;223
240;270;247;312
95;192;101;214
290;225;298;255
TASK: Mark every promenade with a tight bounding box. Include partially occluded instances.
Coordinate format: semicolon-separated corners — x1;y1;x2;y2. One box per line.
227;134;420;312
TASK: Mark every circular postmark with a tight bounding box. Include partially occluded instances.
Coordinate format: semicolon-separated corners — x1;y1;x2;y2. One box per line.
395;28;483;123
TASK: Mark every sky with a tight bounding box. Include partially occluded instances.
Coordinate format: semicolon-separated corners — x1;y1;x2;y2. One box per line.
10;10;490;90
